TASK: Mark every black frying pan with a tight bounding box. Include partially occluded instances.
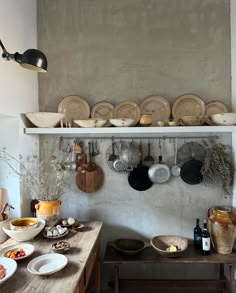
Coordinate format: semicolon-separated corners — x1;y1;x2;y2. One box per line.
128;143;153;191
180;159;203;185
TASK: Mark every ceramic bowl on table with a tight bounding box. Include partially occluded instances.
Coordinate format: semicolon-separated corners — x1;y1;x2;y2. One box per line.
2;218;45;241
52;241;70;254
74;118;107;128
209;113;236;126
150;235;188;257
25;112;65;128
109;118;135;127
10;217;39;231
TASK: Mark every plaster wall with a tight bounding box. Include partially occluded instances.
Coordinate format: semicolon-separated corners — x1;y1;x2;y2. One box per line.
0;0;39;217
38;0;232;288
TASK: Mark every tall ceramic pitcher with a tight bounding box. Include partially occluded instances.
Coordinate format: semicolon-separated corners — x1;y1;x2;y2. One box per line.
208;206;236;254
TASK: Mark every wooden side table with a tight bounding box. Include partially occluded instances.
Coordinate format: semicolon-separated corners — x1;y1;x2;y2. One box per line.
104;244;236;293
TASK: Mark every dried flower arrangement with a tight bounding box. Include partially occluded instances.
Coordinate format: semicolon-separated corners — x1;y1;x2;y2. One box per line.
0;148;71;201
201;139;233;196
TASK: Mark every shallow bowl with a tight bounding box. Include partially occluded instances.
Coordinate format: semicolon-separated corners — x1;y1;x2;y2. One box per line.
74;118;107;128
109;118;135;127
210;113;236;126
179;116;206;126
25;112;65;128
3;218;45;241
150;235;188;257
52;241;70;254
10;218;39;231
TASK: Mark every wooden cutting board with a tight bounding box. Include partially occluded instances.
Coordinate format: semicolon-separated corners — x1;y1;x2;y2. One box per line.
75;154;103;193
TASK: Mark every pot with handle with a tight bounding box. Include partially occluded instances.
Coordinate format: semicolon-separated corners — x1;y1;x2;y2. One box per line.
148;140;171;184
180;142;203;185
128;143;153;191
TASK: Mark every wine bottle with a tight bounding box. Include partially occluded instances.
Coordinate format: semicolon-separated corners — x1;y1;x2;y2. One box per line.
194;218;202;249
201;219;211;255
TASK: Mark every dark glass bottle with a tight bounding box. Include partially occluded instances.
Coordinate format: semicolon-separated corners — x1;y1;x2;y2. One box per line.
194;218;202;249
201;219;211;255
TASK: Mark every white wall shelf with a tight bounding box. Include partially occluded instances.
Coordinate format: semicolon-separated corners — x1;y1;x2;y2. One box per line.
24;126;236;138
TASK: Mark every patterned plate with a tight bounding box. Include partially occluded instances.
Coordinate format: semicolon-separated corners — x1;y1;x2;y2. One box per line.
139;95;171;125
58;95;90;125
205;101;229;125
172;94;206;119
113;101;141;126
91;101;114;126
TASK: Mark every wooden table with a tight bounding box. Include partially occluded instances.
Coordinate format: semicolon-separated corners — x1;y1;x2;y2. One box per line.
104;243;236;293
0;221;103;293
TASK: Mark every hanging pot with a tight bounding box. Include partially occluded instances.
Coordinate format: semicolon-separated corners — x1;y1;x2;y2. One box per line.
180;159;203;185
128;143;153;191
120;141;140;167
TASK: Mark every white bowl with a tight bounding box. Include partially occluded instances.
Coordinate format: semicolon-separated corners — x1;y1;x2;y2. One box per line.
10;217;39;231
109;118;135;127
210;113;236;126
74;118;107;128
3;218;45;241
25;112;65;128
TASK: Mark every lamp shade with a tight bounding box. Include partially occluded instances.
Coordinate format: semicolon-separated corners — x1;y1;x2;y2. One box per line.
20;49;48;72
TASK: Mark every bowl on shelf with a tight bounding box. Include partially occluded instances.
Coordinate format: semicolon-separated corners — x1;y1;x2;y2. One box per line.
10;218;39;231
25;112;65;128
3;218;45;241
109;118;135;127
179;116;206;126
74;118;107;128
209;113;236;126
150;235;188;257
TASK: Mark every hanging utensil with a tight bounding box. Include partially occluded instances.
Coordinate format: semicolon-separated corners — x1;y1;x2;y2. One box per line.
171;138;181;177
128;143;153;191
108;138;118;162
143;141;155;167
148;139;171;184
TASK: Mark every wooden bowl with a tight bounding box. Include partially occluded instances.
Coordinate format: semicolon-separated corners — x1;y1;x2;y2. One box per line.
150;235;188;257
109;238;148;255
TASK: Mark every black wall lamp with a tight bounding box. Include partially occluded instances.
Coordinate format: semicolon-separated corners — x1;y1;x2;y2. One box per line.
0;39;47;72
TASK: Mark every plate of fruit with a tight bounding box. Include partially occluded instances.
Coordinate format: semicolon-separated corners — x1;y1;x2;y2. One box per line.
0;243;34;260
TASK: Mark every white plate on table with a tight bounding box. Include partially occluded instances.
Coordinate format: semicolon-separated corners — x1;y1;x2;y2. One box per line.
0;243;34;260
27;253;68;275
0;257;17;284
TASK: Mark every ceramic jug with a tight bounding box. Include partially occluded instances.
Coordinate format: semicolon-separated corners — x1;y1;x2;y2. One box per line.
208;206;236;254
35;200;61;225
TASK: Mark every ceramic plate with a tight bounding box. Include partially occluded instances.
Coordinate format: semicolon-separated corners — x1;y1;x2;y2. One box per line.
139;95;171;125
58;95;90;124
27;253;68;275
43;230;69;239
0;257;17;284
172;94;206;119
91;101;114;126
205;100;229;125
113;101;141;126
0;243;34;260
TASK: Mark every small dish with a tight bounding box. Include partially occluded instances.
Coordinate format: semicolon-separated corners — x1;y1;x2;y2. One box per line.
72;223;85;231
27;253;68;275
43;229;69;239
0;243;34;260
109;118;135;127
52;241;70;254
74;118;107;128
0;257;17;284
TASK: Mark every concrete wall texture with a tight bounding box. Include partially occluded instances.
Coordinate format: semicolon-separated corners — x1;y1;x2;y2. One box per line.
37;0;232;287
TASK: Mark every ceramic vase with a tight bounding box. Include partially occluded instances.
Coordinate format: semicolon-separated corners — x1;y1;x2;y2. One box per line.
208;206;236;254
35;200;61;225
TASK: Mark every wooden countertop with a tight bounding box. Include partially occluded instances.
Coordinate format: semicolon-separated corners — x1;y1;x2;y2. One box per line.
0;221;103;293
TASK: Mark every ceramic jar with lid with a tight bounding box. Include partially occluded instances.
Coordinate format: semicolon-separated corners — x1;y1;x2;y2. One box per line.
208;206;236;254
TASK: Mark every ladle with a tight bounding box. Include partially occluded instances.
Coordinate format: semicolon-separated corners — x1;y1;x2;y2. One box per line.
143;141;155;167
171;138;181;176
108;139;118;162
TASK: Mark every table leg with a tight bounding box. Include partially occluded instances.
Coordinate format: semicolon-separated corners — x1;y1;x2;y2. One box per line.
114;265;119;293
228;264;236;293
